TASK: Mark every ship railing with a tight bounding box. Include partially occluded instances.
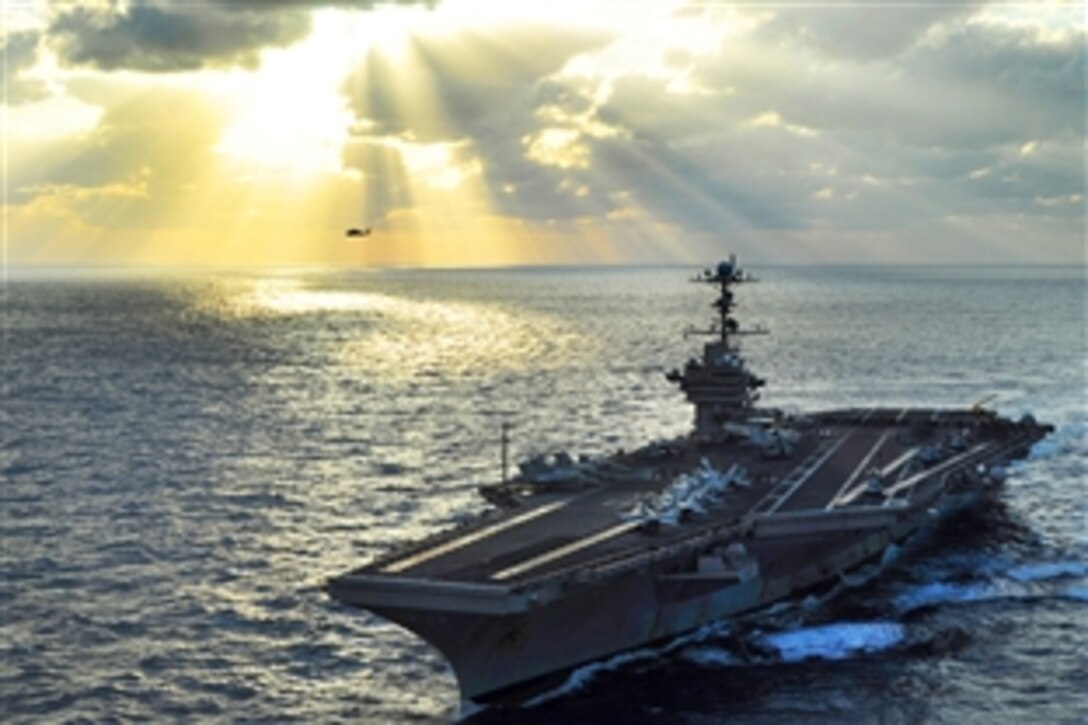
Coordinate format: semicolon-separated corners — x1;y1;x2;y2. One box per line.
818;407;1006;428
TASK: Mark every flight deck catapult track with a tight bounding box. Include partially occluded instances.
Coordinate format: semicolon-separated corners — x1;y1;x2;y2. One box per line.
326;259;1053;703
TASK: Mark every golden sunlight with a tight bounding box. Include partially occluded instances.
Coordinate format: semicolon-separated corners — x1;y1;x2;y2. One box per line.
206;5;531;266
213;12;364;178
6;0;695;268
219;276;586;377
210;1;677;181
8;0;1077;268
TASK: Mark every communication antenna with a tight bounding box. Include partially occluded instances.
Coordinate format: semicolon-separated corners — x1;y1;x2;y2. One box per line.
685;254;765;346
500;420;513;485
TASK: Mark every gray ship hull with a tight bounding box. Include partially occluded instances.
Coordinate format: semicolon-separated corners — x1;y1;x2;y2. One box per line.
328;428;1039;702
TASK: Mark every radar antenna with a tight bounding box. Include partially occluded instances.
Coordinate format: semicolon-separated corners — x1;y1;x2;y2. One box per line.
685;254;766;346
669;255;767;438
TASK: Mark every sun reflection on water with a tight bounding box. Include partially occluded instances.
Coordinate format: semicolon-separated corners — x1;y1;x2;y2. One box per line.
246;278;391;315
224;276;586;380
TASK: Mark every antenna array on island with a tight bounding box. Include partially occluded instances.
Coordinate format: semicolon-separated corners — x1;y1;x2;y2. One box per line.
686;254;765;346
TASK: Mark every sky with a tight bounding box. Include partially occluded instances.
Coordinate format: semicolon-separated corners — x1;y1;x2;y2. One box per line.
3;0;1085;268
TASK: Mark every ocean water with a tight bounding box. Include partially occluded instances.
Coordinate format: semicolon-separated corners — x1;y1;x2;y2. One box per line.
2;265;1085;723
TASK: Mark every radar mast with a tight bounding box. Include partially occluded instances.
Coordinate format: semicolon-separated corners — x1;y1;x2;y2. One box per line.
667;255;767;439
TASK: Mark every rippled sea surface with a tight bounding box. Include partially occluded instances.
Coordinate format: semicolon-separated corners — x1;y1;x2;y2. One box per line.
3;265;1085;723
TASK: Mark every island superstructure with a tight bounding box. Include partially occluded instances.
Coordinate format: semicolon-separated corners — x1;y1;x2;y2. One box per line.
668;254;767;438
326;258;1052;703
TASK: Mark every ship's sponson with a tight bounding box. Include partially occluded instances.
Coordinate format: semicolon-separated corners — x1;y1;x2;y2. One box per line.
327;406;1050;702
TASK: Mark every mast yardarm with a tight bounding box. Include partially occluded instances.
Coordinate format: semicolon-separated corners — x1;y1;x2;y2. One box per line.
667;255;767;438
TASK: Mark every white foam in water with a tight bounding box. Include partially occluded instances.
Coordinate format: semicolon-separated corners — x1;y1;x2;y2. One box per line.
892;558;1088;614
522;618;738;707
522;648;657;707
682;646;740;667
892;582;995;613
1005;560;1088;583
759;622;905;662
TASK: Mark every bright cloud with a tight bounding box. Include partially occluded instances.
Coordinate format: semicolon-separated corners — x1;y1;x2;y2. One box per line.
3;0;1085;267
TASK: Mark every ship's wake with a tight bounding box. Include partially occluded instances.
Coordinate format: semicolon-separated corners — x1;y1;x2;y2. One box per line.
685;621;907;666
480;546;1087;716
891;557;1088;614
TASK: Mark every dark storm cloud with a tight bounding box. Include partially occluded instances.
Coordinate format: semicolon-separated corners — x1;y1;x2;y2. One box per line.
48;2;310;71
2;30;49;104
46;1;436;72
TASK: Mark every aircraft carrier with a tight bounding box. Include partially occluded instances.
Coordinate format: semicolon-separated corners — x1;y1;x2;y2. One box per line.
326;258;1053;703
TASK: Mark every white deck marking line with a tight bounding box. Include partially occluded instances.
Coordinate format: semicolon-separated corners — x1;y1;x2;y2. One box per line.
879;442;993;503
832;446;919;508
836;442;993;508
895;408;909;423
765;430;854;514
879;447;919;478
827;431;892;509
860;408;875;424
750;442;830;514
492;521;640;581
383;499;571;573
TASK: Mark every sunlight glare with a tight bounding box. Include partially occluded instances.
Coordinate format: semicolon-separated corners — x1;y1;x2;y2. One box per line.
214;8;425;178
440;0;675;33
6;94;103;139
395;139;483;190
223;277;585;378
